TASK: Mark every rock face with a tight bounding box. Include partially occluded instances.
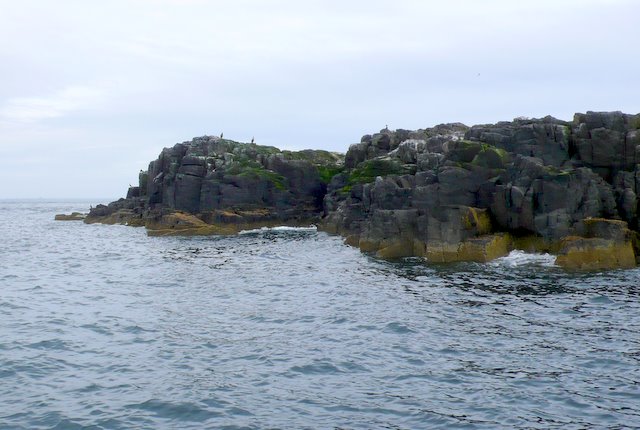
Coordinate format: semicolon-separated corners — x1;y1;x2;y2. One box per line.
555;219;637;270
320;112;640;269
86;111;640;270
85;136;344;234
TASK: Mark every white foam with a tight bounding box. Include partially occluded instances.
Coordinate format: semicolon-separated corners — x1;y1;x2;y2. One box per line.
490;250;557;268
238;225;317;235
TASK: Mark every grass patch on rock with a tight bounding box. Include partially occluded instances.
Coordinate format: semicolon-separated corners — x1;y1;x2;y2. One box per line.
317;165;345;184
237;167;287;190
347;158;406;184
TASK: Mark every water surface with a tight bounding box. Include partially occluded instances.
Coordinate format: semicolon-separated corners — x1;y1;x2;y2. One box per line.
1;201;639;429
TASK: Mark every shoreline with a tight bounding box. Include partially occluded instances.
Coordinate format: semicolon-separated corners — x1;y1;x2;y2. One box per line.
59;111;640;270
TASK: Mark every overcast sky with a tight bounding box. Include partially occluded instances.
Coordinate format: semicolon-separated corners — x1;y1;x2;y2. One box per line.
1;0;638;198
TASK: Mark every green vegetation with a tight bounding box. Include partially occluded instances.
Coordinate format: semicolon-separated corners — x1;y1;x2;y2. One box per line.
282;149;344;166
542;164;572;177
349;158;406;183
237;167;287;190
228;141;280;157
471;145;510;168
247;143;281;157
280;149;345;184
339;185;353;194
225;158;263;174
226;159;287;190
338;158;408;193
317;165;344;184
447;140;484;163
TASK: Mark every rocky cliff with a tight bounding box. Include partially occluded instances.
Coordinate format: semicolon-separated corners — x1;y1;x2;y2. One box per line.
84;111;640;269
85;136;343;235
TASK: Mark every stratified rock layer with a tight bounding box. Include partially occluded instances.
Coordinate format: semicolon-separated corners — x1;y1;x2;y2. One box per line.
84;111;640;270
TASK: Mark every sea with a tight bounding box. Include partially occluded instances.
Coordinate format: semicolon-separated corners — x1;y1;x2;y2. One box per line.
1;200;639;430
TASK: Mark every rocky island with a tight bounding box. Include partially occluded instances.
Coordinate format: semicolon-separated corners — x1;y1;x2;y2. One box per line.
82;111;640;270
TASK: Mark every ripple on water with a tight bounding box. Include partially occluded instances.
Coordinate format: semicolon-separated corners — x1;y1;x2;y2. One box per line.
384;322;416;334
1;201;640;429
289;360;344;375
126;399;224;422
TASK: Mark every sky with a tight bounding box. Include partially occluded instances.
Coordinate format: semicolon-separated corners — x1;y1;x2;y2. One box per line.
1;0;639;198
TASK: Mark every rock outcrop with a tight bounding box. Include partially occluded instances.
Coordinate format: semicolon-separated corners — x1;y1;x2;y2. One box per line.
54;212;86;221
82;111;640;270
320;112;640;269
84;136;344;235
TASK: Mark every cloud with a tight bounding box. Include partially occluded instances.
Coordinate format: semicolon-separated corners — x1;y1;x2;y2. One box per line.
0;0;637;198
0;85;106;123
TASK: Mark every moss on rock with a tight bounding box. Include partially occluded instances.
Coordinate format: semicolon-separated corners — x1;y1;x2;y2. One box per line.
345;158;407;186
237;167;287;190
471;146;510;169
317;165;345;184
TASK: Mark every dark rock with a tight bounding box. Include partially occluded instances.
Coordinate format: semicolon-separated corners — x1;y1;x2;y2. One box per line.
465;120;571;167
126;186;140;199
87;135;344;230
556;218;638;270
87;111;640;269
320;111;640;268
573;111;640;180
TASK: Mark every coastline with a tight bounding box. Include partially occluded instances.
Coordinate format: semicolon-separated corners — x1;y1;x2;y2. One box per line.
64;111;640;270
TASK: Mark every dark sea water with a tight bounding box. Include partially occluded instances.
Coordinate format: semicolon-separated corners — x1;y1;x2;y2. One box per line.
1;200;640;429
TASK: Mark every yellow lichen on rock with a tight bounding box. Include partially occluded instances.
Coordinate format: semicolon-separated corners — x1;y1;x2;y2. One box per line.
412;239;427;257
512;235;560;254
54;212;86;221
462;207;492;235
145;212;237;236
145;212;206;230
344;234;360;247
83;209;141;226
458;233;512;262
358;238;381;253
425;233;511;263
147;224;236;237
555;218;638;270
144;210;319;237
555;236;636;270
425;242;464;263
374;239;415;259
